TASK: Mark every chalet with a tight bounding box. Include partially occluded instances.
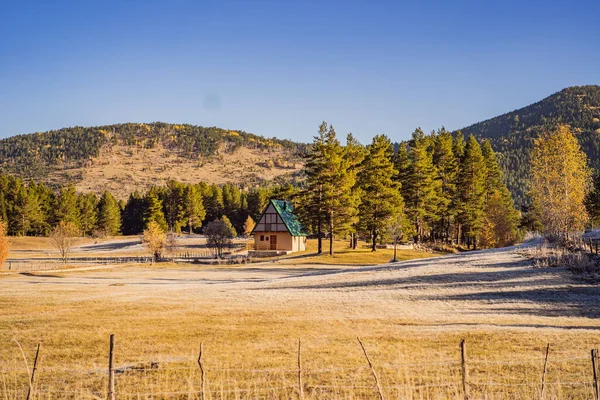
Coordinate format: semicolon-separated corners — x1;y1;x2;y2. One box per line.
251;199;307;255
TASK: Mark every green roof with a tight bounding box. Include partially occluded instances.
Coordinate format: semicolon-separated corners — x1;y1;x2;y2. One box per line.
269;199;307;236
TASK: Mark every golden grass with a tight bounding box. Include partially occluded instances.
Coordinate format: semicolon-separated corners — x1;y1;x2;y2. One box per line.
277;239;438;265
1;243;599;398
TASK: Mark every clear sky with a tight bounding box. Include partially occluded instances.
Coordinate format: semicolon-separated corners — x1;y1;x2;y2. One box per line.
1;0;599;144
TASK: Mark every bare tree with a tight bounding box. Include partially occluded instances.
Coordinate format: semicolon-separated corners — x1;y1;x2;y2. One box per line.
50;221;79;263
165;231;179;261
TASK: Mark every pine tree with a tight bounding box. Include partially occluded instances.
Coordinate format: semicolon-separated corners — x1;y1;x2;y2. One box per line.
404;129;440;242
456;135;487;249
247;188;268;222
220;215;238;237
357;135;405;251
297;122;328;254
97;191;121;236
530;125;591;238
122;191;147;235
585;172;600;228
144;187;168;232
319;125;360;255
55;183;80;227
480;140;520;247
183;184;205;234
78;193;98;236
204;184;224;223
433;128;458;242
163;180;186;232
345;133;366;248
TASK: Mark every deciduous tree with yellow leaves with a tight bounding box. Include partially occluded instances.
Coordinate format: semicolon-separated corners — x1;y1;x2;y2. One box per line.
530;125;591;239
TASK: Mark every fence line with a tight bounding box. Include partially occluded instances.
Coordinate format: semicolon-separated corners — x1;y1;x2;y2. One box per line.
3;336;600;399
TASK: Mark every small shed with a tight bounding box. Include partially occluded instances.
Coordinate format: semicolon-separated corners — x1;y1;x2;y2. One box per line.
251;199;307;255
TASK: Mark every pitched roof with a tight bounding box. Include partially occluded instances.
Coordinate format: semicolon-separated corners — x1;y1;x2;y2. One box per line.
270;200;306;236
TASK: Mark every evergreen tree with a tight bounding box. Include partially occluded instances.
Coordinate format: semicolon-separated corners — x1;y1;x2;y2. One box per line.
204;184;224;223
318;125;360;255
453;130;466;161
404;129;440;242
345;133;366;248
30;181;53;235
163;180;186;232
55;183;80;227
480;140;520;247
122;191;147;235
357;135;405;251
220;215;238;237
456;135;487;249
585;172;600;228
78;192;98;236
97;191;121;236
297;122;328;254
247;188;268;222
144;187;168;232
433;128;458;242
183;184;205;234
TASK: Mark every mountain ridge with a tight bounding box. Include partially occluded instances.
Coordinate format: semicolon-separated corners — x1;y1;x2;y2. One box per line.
459;85;600;206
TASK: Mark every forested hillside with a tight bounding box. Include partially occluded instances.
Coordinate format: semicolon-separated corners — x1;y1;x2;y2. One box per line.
460;85;600;206
0;122;307;196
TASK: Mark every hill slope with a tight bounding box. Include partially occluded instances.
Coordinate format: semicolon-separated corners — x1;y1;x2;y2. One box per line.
0;122;307;198
460;85;600;206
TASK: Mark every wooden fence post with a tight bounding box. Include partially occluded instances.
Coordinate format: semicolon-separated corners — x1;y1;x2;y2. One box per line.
541;343;550;400
357;337;384;400
460;339;470;400
26;343;41;400
197;343;206;400
297;338;304;399
108;334;115;400
592;349;599;400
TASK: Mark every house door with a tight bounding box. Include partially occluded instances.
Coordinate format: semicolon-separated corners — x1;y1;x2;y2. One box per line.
270;235;277;250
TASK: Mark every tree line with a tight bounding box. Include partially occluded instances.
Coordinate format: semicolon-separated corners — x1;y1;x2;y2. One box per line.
0;175;294;238
295;122;521;254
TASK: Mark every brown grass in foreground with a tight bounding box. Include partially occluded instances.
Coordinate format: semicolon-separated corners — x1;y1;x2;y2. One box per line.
1;244;599;399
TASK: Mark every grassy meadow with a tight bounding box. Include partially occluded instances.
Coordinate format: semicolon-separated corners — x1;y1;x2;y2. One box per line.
0;239;599;399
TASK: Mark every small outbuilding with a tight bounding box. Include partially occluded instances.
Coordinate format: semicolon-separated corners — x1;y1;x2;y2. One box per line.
250;199;307;255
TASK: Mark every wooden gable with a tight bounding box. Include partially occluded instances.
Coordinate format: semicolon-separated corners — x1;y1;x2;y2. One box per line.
254;204;290;233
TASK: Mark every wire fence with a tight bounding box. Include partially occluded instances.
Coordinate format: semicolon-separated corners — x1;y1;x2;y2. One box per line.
2;337;599;400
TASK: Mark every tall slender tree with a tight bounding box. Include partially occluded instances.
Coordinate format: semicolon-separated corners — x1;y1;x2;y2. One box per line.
456;135;487;249
183;184;205;234
297;122;328;254
97;191;121;236
78;193;98;236
357;135;405;251
433;128;458;242
145;187;168;232
403;129;440;242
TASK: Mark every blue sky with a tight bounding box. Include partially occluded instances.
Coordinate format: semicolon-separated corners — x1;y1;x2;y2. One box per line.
1;0;599;144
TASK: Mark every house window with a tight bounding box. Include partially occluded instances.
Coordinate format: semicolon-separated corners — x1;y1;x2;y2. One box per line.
260;235;264;241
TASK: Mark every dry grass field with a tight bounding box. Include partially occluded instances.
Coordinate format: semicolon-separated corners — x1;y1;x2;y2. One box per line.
1;242;599;399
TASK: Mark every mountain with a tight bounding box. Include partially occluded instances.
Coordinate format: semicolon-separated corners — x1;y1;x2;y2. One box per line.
460;85;600;207
0;122;307;199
